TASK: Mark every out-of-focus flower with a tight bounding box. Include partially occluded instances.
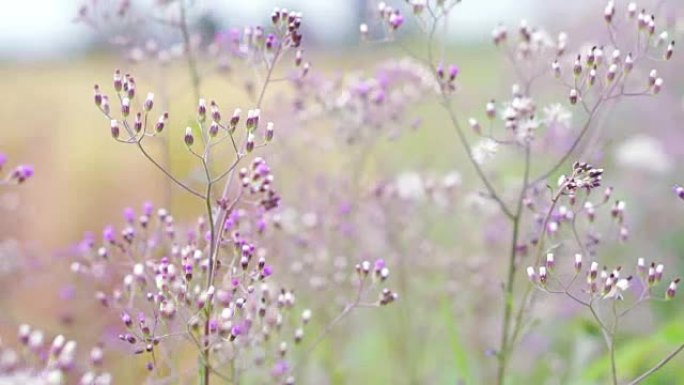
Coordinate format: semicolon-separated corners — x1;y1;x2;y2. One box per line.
614;135;672;174
472;139;499;165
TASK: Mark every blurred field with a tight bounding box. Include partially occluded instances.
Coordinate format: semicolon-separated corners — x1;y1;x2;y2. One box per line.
2;31;684;384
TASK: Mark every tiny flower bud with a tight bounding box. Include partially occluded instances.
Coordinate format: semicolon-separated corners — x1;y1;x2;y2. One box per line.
569;89;579;105
93;85;102;107
604;1;615;23
552;60;561;78
574;254;582;272
246;132;255;152
486;100;496;119
648;69;658;86
666;278;680;299
359;23;369;39
674;185;684;200
468;118;481;134
113;70;122;92
121;97;130;117
209;121;219;137
539;266;548;285
653;78;663;94
266;121;274;141
666;41;675;60
144;92;154;111
110;120;120;139
527;266;537;283
198;99;207;122
184;127;194;146
573;55;582;76
624;53;634;73
545;253;555;270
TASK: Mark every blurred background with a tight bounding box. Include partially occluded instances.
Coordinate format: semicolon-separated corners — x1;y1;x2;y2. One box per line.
1;0;683;384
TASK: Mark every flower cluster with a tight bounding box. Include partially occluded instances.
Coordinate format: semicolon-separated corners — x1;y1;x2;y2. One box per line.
528;252;679;304
0;153;33;186
0;325;109;385
293;58;435;144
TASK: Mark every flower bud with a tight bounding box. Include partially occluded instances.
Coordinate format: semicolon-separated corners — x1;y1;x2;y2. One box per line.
468;118;481;134
666;278;680;299
545;253;555;270
155;112;168;133
573;55;582;76
113;70;123;92
266;122;274;141
121;97;130;117
552;60;561;78
209;121;219;137
486;100;496;119
527;266;537;283
574;254;582;272
359;23;369;39
604;1;615;23
246;132;255;152
184;127;194;146
653;78;663;94
624;53;634;73
144;92;154;111
110;120;120;139
134;113;142;133
538;266;548;285
94;85;102;107
666;41;675;60
569;89;579;105
198;99;207;122
648;69;658;86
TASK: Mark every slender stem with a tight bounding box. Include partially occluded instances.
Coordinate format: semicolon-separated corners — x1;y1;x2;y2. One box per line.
610;301;618;385
532;99;603;185
441;98;515;219
136;139;206;199
627;343;684;385
496;145;530;385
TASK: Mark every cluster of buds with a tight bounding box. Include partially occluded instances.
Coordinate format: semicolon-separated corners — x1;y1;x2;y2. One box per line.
436;62;459;93
492;20;562;60
237;157;281;211
269;8;303;48
551;1;673;107
353;259;399;306
296;58;433;143
528;253;680;303
0;153;34;185
71;201;315;377
378;2;404;31
94;70;170;142
211;7;310;79
0;325;111;385
559;162;603;193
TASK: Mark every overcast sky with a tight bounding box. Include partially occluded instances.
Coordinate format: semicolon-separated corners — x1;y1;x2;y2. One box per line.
1;0;543;60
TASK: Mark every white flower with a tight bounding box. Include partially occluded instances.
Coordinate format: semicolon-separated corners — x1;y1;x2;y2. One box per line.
395;172;425;201
543;103;572;129
517;118;539;143
472;139;499;165
614;135;673;174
